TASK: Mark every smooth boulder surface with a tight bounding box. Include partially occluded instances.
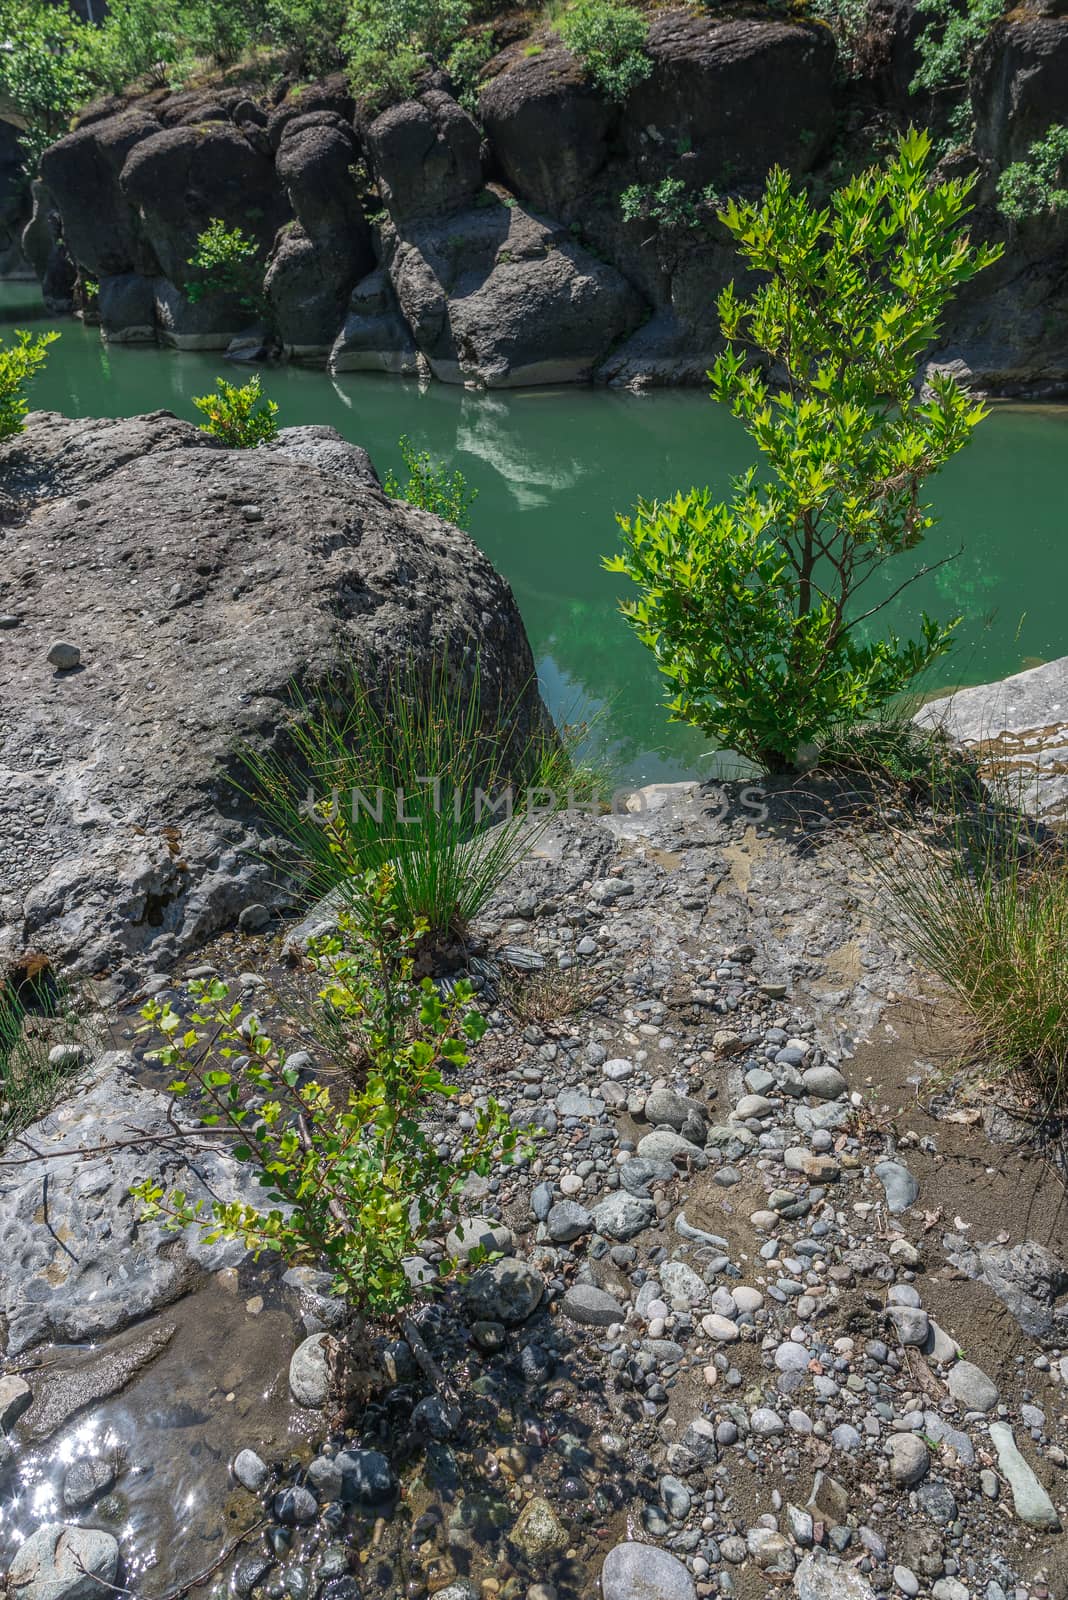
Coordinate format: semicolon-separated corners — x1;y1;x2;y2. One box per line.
0;1053;267;1353
0;412;547;977
600;1540;697;1600
5;1524;120;1600
387;197;643;387
916;655;1068;820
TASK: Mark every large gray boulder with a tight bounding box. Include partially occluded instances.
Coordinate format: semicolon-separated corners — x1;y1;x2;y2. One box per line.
329;267;422;375
367;90;483;223
270;113;374;355
0;412;547;978
119;122;288;286
39;110;161;279
915;655;1068;819
388;196;644;386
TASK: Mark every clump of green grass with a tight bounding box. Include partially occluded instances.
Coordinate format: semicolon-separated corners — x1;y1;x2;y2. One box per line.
241;653;598;951
874;767;1068;1109
1;968;87;1143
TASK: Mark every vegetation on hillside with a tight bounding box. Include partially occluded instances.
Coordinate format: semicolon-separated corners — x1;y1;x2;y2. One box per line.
608;130;1001;772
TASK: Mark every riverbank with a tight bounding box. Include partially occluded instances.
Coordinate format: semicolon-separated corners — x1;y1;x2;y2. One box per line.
2;780;1067;1600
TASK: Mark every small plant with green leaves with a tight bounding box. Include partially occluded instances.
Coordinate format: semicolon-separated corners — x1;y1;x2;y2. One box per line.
186;219;263;309
997;125;1068;224
445;30;494;111
619;177;719;231
557;0;651;101
0;328;59;441
607;129;1002;772
910;0;1004;97
383;434;478;527
131;867;519;1313
193;374;279;448
239;653;577;949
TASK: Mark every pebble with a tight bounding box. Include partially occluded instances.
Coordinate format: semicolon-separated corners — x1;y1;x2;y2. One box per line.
47;641;81;671
988;1421;1062;1529
947;1359;999;1413
874;1160;919;1214
887;1433;929;1485
560;1284;625;1325
601;1541;696;1600
288;1333;332;1408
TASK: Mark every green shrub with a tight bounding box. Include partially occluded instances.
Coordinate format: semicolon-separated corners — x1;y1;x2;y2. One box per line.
607;129;1001;773
997;124;1068;224
557;0;651;101
97;0;183;87
0;328;59;441
0;0;108;167
193;374;279;448
910;0;1004;97
445;30;495;111
874;771;1068;1108
619;177;719;230
263;0;348;74
383;434;478;527
813;0;875;75
342;0;472;105
132;868;520;1313
1;968;87;1144
187;218;263;308
239;653;568;947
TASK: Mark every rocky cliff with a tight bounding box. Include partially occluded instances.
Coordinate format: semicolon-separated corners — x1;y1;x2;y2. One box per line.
13;3;1068;391
0;412;547;982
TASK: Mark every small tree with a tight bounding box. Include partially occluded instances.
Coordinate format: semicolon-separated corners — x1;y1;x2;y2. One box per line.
607;129;1002;772
383;434;478;527
557;0;651;102
193;374;278;447
132;868;519;1313
186;218;262;309
0;328;59;440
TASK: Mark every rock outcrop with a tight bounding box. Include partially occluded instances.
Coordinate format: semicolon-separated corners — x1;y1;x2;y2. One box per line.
18;5;1068;391
0;121;29;276
915;654;1068;819
0;412;547;979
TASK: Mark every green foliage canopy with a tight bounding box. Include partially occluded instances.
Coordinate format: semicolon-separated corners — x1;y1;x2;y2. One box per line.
608;130;1002;771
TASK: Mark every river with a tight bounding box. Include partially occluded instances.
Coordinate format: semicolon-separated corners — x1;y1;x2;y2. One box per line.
4;280;1066;784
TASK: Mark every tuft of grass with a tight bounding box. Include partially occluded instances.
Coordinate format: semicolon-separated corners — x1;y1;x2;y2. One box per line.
241;653;598;952
1;968;87;1143
497;961;608;1026
873;764;1068;1109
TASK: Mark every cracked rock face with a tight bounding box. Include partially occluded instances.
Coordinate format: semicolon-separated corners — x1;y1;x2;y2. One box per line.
0;412;546;980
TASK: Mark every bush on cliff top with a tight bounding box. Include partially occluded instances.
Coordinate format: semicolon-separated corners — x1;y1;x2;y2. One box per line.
193;374;279;447
557;0;651;102
608;129;1002;773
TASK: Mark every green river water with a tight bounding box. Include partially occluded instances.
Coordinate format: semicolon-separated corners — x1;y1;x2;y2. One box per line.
4;280;1066;784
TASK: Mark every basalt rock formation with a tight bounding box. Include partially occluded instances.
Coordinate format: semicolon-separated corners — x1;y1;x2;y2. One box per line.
12;4;1068;391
